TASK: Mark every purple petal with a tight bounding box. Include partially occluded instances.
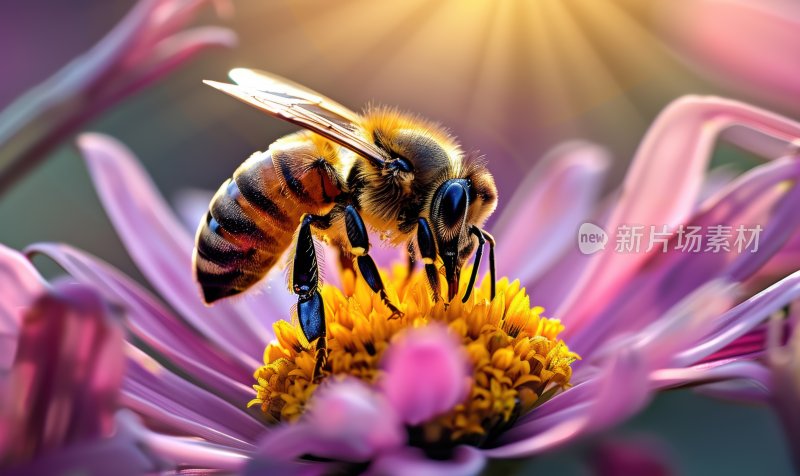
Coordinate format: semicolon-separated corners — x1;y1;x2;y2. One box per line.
4;412;158;476
257;379;404;463
367;446;486;476
0;0;153;135
559;97;800;339
694;379;771;404
650;360;772;392
122;410;250;473
2;284;123;462
123;346;265;451
380;325;471;425
489;349;651;456
27;242;253;403
698;327;768;364
77;133;277;369
492;141;609;286
675;269;800;367
0;0;233;194
0;244;46;371
588;281;736;369
658;0;800;108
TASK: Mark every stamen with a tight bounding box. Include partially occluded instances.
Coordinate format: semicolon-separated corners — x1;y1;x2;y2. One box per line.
250;265;579;446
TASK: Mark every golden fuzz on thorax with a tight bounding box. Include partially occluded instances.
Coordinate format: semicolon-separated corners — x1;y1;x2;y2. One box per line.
360;106;463;156
250;266;579;446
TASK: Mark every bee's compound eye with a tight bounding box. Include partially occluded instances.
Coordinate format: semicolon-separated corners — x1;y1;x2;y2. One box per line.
440;182;467;229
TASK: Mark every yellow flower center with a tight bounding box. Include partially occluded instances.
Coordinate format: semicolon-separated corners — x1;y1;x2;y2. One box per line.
249;265;579;447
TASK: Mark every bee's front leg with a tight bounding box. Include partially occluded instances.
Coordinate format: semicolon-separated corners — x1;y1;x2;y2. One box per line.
461;226;486;302
460;226;496;300
292;214;327;379
344;205;403;319
416;217;442;303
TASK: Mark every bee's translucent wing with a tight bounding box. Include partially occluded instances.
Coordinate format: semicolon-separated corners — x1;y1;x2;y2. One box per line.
229;68;360;124
204;68;386;166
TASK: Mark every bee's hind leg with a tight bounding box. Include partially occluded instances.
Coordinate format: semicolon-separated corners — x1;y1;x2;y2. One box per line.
344;205;404;319
292;214;327;379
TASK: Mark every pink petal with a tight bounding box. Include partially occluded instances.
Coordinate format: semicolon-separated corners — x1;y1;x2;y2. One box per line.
658;0;800;108
531;164;739;317
123;346;264;450
524;190;617;312
77;133;278;369
112;26;237;102
560;97;800;341
380;324;471;425
366;446;486;476
0;244;46;371
489;349;651;456
27;242;253;403
2;284;123;462
121;0;225;68
571;157;800;356
257;379;404;462
492;141;610;286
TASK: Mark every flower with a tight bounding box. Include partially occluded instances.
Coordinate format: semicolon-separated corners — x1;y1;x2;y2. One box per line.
0;0;236;194
0;249;155;475
9;94;800;473
251;271;577;440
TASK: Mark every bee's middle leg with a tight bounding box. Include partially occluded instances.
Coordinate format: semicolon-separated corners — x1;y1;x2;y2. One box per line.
292;214;327;378
344;205;403;318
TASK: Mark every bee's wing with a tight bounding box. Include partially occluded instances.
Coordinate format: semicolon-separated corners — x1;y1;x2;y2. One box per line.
204;68;386;167
229;68;360;123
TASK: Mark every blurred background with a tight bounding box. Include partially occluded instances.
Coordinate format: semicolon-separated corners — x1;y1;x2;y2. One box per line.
0;0;794;474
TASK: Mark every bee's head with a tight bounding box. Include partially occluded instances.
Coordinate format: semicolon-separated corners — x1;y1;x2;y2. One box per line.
429;162;497;300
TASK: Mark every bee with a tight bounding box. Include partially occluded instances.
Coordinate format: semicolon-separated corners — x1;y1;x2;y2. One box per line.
193;69;498;370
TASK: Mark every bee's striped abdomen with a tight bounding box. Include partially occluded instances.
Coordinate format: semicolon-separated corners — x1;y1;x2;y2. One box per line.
194;133;344;304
